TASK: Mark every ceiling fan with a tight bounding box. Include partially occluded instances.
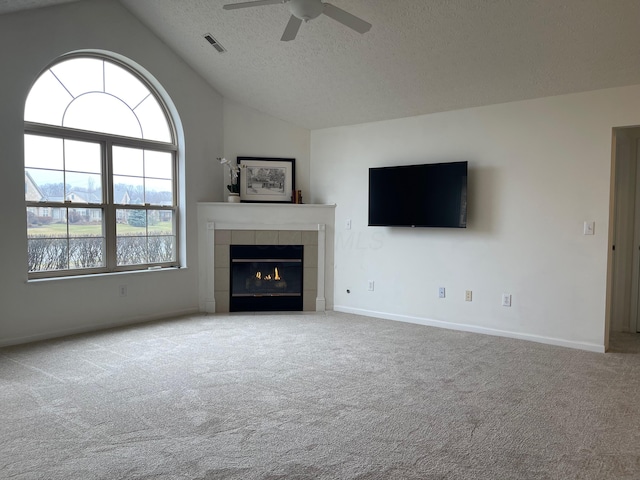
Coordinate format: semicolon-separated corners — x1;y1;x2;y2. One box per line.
222;0;372;41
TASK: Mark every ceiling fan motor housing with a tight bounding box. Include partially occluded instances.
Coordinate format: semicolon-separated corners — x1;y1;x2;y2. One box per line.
289;0;324;21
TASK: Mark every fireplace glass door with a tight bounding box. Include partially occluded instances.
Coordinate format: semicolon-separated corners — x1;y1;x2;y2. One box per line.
230;245;303;312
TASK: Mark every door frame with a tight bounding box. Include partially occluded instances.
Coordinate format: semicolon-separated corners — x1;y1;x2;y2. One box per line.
631;137;640;333
607;126;640;347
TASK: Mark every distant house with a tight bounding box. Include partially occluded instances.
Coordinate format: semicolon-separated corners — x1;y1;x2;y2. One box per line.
24;172;62;224
24;171;44;202
25;173;102;224
114;185;137;223
63;190;101;222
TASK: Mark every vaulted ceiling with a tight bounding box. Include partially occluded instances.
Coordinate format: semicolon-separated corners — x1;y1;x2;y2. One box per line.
4;0;640;129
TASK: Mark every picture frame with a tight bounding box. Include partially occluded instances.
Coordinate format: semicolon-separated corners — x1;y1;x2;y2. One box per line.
238;157;295;203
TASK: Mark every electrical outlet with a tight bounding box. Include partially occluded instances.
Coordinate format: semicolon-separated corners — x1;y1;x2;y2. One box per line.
438;287;445;298
465;290;472;302
368;280;375;291
502;293;511;307
119;285;127;297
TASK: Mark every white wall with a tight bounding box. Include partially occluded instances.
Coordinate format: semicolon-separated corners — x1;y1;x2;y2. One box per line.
0;0;224;345
311;86;640;352
223;98;311;201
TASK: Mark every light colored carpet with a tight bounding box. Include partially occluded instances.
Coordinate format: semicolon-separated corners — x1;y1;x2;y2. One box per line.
1;311;640;479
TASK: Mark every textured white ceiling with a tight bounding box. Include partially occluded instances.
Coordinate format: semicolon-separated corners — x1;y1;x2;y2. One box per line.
5;0;640;130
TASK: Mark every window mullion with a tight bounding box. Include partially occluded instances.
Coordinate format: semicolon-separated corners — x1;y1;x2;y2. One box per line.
172;151;179;263
104;140;117;271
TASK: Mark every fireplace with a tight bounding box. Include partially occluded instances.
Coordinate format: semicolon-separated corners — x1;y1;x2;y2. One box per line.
198;202;335;313
229;245;303;312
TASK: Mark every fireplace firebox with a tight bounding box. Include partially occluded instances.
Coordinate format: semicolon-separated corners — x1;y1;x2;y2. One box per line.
229;245;303;312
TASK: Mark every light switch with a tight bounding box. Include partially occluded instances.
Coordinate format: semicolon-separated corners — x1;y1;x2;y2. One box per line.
583;221;595;235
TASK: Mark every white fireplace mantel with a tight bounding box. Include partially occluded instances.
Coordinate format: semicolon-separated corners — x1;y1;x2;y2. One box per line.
197;202;336;313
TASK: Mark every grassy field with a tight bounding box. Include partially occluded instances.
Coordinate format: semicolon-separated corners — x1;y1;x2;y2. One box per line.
28;222;173;237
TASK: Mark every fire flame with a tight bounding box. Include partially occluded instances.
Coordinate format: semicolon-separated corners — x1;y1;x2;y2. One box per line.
254;268;281;281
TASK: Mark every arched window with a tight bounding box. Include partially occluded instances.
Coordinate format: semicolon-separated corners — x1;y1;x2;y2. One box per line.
24;54;179;277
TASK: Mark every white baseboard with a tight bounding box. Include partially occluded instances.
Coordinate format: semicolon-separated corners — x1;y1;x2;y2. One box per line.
334;305;605;353
0;307;200;348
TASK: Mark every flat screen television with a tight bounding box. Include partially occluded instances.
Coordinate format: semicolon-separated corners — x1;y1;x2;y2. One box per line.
368;161;467;228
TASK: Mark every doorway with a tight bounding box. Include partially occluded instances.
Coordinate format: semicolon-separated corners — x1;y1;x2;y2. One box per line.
608;126;640;336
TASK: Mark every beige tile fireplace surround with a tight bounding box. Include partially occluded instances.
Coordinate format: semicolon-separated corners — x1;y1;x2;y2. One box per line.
214;229;318;312
197;203;336;313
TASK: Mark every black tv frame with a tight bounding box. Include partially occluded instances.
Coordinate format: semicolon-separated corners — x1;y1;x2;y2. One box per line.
368;161;468;228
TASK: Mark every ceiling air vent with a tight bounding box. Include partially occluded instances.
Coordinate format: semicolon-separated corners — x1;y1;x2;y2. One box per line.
204;34;226;53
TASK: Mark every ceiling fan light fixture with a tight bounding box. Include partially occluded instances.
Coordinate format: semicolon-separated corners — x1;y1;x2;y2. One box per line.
288;0;324;21
222;0;371;41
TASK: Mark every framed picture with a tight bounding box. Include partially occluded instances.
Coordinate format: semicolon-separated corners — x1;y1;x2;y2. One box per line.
238;157;295;203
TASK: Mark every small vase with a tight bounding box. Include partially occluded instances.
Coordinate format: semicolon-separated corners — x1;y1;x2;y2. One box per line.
227;193;240;203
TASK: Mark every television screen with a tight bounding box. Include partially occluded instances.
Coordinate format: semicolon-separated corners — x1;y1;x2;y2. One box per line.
368;161;467;228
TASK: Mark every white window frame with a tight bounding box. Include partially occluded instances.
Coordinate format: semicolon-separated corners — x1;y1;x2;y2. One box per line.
25;54;179;279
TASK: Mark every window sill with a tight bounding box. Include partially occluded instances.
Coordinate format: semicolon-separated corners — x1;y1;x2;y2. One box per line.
27;266;184;284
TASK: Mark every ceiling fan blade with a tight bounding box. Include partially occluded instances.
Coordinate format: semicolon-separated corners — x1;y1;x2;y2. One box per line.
322;3;371;34
223;0;283;10
281;15;302;41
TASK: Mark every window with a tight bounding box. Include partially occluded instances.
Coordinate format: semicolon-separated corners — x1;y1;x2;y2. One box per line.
24;55;178;278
